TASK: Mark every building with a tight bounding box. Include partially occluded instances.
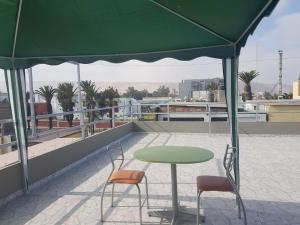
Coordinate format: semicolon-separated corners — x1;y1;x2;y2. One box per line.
293;77;300;100
267;102;300;122
179;78;224;100
192;89;225;102
244;100;300;122
0;93;9;103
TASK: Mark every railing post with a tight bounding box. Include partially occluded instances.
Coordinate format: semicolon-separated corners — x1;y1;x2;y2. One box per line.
208;104;211;135
112;107;115;128
131;103;133;121
255;102;259;122
167;103;170;122
123;102;125;121
0;123;4;150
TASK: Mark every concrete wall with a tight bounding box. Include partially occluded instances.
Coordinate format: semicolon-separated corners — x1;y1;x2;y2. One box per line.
133;121;300;135
0;123;133;200
293;80;300;100
0;104;11;120
268;105;300;122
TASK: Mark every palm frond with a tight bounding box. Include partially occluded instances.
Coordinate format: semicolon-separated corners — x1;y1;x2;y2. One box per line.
35;85;56;103
238;70;259;84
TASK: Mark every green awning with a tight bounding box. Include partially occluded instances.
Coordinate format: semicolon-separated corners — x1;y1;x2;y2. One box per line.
0;0;279;69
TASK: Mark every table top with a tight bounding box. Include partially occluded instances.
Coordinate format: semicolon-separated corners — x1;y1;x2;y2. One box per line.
134;146;214;164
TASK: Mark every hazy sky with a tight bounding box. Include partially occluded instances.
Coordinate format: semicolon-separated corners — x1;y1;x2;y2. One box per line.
1;0;300;87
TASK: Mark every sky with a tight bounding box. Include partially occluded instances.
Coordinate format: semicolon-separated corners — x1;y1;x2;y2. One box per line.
1;0;300;88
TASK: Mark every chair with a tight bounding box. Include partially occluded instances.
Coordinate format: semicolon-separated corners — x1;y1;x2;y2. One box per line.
100;142;149;225
196;145;247;225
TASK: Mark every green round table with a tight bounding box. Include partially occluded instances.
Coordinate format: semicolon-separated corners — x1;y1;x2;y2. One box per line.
134;146;214;225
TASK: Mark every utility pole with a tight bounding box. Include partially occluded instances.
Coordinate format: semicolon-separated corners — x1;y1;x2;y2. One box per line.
278;50;283;99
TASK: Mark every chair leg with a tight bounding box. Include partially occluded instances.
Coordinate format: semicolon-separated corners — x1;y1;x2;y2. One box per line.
111;184;115;207
236;195;241;219
136;184;143;225
144;176;150;209
235;192;247;225
100;182;110;222
197;190;202;225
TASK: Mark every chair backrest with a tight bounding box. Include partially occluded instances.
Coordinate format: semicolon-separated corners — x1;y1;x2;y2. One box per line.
223;144;237;190
107;142;125;173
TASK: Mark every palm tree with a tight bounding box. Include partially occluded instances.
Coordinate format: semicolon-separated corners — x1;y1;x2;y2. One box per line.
238;70;259;101
207;82;218;102
35;86;56;129
56;83;76;127
80;80;98;134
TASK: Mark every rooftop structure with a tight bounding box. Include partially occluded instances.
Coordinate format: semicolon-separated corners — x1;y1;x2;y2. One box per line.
293;78;300;100
179;78;224;101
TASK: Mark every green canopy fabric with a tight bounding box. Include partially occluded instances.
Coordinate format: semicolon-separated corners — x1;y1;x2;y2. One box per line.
0;0;279;69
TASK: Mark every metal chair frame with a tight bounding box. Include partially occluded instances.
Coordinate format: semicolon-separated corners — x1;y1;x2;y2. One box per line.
100;142;149;225
197;144;247;225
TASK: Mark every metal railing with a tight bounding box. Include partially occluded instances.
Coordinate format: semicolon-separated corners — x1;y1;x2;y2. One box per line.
0;104;130;150
1;101;300;150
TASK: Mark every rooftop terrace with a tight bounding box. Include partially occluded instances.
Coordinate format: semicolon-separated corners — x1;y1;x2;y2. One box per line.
0;132;299;225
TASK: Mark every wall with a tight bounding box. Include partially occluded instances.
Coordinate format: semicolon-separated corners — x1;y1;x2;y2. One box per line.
268;105;300;122
293;80;300;100
133;121;300;135
0;123;133;201
0;104;11;120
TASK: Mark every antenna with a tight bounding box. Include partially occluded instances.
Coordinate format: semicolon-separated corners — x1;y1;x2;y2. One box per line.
278;50;283;99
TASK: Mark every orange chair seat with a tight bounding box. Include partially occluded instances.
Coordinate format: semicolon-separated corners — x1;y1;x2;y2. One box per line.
197;176;234;192
109;170;145;184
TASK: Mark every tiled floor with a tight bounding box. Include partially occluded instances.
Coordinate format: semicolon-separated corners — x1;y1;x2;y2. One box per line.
0;132;299;225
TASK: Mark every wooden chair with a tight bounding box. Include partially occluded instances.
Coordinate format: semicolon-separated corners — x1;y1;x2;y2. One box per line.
100;142;149;225
196;145;247;225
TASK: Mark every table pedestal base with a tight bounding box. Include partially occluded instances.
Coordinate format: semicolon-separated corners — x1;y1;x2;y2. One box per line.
148;207;205;225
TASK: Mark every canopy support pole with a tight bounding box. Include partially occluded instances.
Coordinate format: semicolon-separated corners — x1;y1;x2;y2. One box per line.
224;57;240;191
76;63;85;139
28;68;36;137
5;69;30;193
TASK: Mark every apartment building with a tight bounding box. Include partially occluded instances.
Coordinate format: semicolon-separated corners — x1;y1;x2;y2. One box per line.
178;78;224;100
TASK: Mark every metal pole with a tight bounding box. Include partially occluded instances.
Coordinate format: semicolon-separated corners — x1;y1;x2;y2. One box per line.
5;69;29;193
76;63;85;139
112;107;115;128
255;102;259;122
225;57;240;191
28;68;36;137
278;50;283;99
171;164;178;225
167;103;170;122
208;104;211;135
123;101;125;121
130;102;133;122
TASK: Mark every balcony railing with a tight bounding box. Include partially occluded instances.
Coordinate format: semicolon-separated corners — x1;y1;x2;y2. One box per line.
1;101;300;151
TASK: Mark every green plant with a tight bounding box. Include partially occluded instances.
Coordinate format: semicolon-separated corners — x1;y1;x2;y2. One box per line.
207;82;218;91
206;82;218;102
152;85;170;97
